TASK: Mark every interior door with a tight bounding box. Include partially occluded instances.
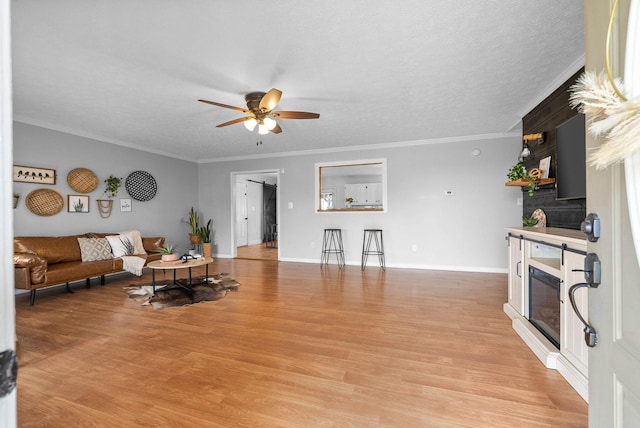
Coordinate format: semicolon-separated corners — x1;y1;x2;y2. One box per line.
235;182;248;247
585;1;640;425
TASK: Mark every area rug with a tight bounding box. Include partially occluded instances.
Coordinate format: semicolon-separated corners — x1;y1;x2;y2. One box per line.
124;273;240;310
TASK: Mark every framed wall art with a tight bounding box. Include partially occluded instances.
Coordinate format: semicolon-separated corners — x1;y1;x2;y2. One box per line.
120;198;132;212
13;165;56;184
68;195;89;213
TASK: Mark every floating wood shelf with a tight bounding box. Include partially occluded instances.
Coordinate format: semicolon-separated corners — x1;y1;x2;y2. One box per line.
505;178;556;187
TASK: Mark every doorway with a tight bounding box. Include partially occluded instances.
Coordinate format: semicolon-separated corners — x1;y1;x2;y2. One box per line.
231;170;279;261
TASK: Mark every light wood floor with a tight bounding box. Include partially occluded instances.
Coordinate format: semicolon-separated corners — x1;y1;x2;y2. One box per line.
236;243;278;261
15;259;587;427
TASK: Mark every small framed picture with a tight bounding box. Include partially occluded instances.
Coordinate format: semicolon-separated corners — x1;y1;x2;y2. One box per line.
539;156;551;179
120;198;132;212
68;195;89;213
13;165;56;184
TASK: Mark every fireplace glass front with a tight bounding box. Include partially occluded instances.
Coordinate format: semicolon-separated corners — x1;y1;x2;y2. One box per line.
528;266;561;349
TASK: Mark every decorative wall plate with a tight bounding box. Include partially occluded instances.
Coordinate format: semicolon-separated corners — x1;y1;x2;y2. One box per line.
125;170;157;201
67;168;98;193
25;189;64;216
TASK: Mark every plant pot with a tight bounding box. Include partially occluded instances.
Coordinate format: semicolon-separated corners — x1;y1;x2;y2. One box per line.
161;254;179;262
202;242;213;259
189;233;202;245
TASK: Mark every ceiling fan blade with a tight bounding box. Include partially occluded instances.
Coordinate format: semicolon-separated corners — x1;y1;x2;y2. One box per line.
216;116;254;128
270;123;282;134
198;99;250;113
259;88;282;112
272;111;320;119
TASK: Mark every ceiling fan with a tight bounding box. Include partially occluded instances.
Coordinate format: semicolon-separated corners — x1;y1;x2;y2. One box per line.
198;88;320;135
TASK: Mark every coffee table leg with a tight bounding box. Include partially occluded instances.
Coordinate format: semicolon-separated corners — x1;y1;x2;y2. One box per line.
188;267;192;285
152;269;156;294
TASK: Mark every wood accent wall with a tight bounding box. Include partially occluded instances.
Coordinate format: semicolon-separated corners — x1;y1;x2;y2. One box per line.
521;68;586;229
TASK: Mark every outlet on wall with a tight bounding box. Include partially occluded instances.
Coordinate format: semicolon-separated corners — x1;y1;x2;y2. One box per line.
411;244;417;252
310;241;315;248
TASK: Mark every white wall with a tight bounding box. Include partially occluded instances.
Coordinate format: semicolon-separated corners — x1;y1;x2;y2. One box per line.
199;135;523;272
13;122;522;272
13;122;198;253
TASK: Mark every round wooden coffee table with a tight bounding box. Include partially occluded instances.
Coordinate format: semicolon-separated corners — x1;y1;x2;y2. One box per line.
146;257;214;295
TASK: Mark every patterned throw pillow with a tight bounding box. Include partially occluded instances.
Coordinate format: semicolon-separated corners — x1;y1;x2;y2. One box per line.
77;238;113;262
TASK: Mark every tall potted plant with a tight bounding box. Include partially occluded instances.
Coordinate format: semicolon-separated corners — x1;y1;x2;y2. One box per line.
198;219;213;259
185;207;202;245
97;175;122;218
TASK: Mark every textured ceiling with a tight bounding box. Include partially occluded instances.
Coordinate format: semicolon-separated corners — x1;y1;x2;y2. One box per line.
12;1;584;162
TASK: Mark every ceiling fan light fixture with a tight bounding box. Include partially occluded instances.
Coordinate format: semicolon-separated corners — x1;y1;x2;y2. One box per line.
244;118;257;131
263;117;277;131
258;123;269;135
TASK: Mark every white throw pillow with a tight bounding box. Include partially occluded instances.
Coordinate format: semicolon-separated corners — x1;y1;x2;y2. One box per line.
105;235;129;257
77;238;113;262
119;229;146;254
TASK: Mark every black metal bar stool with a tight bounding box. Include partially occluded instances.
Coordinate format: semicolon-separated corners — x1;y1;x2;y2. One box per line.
321;228;345;268
361;229;385;270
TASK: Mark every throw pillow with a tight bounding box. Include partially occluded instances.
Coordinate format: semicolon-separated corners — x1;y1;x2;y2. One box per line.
105;235;131;258
119;229;146;254
77;238;113;262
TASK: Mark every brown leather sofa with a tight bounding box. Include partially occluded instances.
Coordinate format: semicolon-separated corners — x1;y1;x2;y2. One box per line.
14;233;165;305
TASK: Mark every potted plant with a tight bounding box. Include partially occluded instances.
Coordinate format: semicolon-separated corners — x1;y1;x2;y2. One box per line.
185;207;202;244
97;175;123;218
522;216;539;227
198;219;213;259
345;197;354;208
507;162;539;197
104;175;122;198
155;244;179;262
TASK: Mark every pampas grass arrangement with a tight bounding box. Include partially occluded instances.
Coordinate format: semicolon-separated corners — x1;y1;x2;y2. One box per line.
569;70;640;170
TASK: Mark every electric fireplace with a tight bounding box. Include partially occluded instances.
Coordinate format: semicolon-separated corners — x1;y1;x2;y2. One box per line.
528;266;561;349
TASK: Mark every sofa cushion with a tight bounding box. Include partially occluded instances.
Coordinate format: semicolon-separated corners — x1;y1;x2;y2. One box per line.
44;259;118;285
14;235;88;264
77;237;112;262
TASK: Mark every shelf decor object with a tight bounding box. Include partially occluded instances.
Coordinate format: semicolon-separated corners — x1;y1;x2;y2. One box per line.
125;170;157;202
67;168;98;193
25;189;64;216
13;165;56;184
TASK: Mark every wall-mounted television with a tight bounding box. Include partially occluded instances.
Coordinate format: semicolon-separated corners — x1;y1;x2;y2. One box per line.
556;113;586;200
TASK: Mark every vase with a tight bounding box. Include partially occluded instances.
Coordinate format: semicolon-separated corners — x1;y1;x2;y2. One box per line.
13;194;19;209
189;233;202;245
202;242;213;259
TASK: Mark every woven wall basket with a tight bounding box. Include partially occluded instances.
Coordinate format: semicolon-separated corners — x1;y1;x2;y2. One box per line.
26;189;64;216
67;168;98;193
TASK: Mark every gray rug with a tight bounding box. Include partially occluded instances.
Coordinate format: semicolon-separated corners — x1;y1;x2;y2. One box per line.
124;273;240;310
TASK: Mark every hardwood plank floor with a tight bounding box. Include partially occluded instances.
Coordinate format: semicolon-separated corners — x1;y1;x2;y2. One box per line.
236;243;278;261
15;259;587;427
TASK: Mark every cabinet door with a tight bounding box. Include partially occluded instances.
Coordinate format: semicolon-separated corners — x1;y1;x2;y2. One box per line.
561;250;588;376
507;235;524;315
365;183;382;205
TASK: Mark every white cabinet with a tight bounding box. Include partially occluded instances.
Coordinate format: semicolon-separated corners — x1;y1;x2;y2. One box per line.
344;183;382;206
504;227;588;401
561;250;589;377
507;235;524;315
